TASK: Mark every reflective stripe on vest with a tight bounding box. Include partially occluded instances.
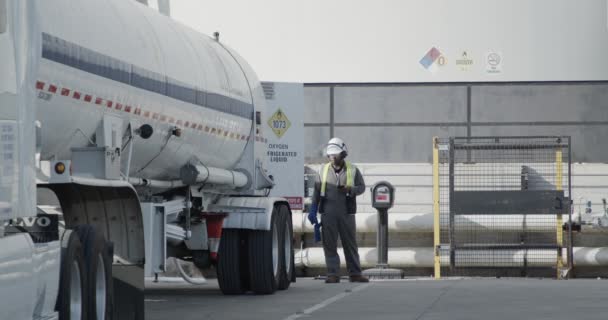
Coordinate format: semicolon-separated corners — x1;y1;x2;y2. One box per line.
320;161;354;197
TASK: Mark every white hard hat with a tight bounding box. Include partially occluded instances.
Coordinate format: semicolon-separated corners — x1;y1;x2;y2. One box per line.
326;137;348;156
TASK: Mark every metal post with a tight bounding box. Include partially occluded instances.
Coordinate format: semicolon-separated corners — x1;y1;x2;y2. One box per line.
449;138;455;271
568;136;574;277
329;86;335;138
185;189;192;240
125;126;134;181
556;145;563;279
466;86;472;163
433;137;441;279
377;208;389;267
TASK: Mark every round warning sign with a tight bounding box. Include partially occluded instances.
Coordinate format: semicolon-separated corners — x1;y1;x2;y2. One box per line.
267;108;291;138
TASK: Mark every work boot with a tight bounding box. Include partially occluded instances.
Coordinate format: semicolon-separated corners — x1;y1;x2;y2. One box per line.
325;275;340;283
349;275;369;283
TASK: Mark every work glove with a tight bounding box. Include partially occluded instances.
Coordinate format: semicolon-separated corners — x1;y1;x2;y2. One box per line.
308;203;319;225
314;223;322;242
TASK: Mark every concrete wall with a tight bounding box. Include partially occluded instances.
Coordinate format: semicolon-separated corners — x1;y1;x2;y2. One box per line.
304;82;608;163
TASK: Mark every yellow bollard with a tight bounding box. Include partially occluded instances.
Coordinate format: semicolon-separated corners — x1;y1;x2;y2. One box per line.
556;149;563;279
433;137;441;279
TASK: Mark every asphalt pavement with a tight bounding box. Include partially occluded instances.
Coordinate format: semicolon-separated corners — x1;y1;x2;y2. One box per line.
145;277;608;320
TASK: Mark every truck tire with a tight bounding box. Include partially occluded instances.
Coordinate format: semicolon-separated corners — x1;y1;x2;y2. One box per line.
56;230;88;320
75;225;114;320
217;229;247;294
278;204;295;290
248;208;283;294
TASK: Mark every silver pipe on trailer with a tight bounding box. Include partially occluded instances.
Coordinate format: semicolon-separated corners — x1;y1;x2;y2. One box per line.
128;177;185;189
165;224;188;246
180;164;248;188
129;164;249;189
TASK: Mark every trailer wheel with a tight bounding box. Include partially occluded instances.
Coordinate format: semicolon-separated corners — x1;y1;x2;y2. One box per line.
278;204;295;290
217;229;247;294
248;207;283;294
56;230;87;320
75;225;114;320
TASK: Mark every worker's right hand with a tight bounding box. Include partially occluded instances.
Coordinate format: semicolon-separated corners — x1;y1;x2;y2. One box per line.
340;186;352;195
308;203;319;225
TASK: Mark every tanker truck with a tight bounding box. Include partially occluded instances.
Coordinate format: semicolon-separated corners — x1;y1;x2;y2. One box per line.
0;0;296;319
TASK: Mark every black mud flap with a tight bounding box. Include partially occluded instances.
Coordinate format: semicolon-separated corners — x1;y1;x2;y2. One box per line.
113;265;145;320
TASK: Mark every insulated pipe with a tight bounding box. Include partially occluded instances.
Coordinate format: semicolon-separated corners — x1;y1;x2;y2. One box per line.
166;224;187;246
293;212;562;233
172;258;207;285
129;165;249;189
128;177;185;189
180;164;248;188
295;247;608;268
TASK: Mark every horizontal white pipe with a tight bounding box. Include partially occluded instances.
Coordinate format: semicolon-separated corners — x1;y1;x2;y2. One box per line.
189;165;248;188
295;247;608;268
129;165;248;189
293;212;563;233
128;177;185;189
69;176;135;188
296;247;434;268
166;224;187;246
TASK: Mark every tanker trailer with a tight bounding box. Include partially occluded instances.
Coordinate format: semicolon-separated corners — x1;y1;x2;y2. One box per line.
0;0;295;319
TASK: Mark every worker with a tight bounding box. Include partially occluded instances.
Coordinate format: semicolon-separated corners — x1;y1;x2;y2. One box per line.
308;137;369;283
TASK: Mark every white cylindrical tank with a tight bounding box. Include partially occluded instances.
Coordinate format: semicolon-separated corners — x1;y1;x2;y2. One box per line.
32;0;267;180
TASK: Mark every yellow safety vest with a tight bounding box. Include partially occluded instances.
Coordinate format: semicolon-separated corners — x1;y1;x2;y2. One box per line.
320;161;354;197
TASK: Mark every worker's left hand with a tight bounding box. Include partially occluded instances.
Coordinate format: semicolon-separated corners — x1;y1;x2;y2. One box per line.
308;203;319;225
340;186;352;194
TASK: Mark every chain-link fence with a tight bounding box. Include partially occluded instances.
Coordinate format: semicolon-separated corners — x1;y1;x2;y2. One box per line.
434;136;572;278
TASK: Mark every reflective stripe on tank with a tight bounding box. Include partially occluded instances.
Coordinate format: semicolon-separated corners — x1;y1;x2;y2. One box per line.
34;80;268;143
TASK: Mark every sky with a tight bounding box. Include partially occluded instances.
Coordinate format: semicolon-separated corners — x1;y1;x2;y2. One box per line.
167;0;608;83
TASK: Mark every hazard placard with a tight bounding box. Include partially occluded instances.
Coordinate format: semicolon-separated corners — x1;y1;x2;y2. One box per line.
267;108;291;138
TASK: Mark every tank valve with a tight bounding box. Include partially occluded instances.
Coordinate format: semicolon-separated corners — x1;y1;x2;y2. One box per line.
172;126;182;137
135;124;154;139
